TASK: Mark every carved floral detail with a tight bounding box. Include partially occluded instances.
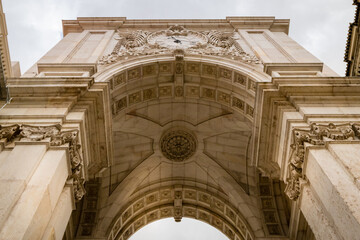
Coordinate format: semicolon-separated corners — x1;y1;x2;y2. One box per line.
160;129;197;162
98;26;260;65
20;124;61;141
166;25;189;36
0;124;86;201
174;190;183;222
352;123;360;137
0;124;20;141
50;129;86;201
285;123;358;200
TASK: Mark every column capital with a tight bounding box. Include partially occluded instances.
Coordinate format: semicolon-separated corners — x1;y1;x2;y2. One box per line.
0;123;86;201
285;122;359;200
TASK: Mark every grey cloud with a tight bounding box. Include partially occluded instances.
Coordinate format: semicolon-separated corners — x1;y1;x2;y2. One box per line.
3;0;354;75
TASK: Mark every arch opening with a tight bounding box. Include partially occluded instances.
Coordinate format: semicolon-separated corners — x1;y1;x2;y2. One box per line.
128;217;229;240
107;185;254;240
94;55;273;239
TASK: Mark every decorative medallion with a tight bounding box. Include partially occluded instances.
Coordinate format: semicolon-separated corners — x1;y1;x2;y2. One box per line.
99;26;260;65
160;129;197;161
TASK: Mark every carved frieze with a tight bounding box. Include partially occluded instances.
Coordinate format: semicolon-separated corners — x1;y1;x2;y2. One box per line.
285;122;358;200
0;124;86;201
20;124;61;141
99;26;260;65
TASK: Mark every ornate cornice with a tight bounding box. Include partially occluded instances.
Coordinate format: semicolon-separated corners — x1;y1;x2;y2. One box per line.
0;124;86;201
62;17;289;36
285;123;359;200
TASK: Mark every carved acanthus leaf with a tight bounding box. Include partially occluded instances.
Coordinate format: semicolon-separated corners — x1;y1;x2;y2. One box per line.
352;123;360;137
50;129;86;201
285;122;358;201
0;124;20;141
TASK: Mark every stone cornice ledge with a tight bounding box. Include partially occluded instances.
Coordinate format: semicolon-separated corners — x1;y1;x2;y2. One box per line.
62;16;290;36
6;77;94;97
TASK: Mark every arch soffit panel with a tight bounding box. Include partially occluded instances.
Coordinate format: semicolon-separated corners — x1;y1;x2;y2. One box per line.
94;55;270;84
93;56;271;122
93;55;269;238
107;185;255;240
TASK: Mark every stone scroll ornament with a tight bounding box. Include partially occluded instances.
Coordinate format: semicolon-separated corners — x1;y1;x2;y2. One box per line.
98;25;260;65
0;124;86;201
285;122;359;200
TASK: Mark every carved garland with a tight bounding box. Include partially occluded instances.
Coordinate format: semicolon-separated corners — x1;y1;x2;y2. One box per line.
285;123;360;200
0;124;86;201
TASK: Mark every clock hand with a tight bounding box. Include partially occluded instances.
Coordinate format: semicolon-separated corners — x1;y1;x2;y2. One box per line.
171;36;182;44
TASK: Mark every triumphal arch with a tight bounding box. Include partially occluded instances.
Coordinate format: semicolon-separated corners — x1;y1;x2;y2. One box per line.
0;7;360;240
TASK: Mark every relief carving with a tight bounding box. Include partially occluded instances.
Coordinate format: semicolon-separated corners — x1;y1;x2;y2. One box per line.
51;129;86;201
0;124;20;141
99;26;260;65
352;123;360;137
160;129;197;162
174;190;183;222
20;124;61;141
285;122;358;200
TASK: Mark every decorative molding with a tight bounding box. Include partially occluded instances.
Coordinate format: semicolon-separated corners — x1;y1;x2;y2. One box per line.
285;123;358;201
0;124;86;201
109;185;253;240
50;129;86;201
112;82;255;120
258;174;285;236
99;26;260;65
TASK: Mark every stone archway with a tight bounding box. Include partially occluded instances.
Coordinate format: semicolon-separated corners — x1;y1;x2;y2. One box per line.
90;56;275;239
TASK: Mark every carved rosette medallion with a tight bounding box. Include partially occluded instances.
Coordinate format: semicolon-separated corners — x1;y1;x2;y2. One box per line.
160;129;197;162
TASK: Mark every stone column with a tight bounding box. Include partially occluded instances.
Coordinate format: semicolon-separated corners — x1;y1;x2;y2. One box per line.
0;124;85;239
285;123;360;240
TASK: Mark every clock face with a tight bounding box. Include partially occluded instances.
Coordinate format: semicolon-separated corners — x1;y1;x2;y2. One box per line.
147;32;208;50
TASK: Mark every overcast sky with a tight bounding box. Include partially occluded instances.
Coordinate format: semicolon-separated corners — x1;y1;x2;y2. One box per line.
130;218;228;240
2;0;355;76
0;1;355;239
